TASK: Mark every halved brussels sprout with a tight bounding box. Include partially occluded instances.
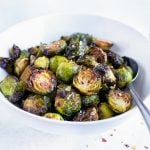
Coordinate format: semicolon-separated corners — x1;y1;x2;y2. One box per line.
14;50;29;76
95;39;113;51
49;56;68;72
98;102;114;119
82;94;100;107
56;61;79;82
0;75;25;102
73;67;101;95
55;84;81;117
23;94;50;115
0;57;14;74
21;66;57;94
108;89;132;113
9;44;21;60
33;56;49;69
43;40;67;56
44;112;64;121
73;107;99;121
107;51;124;69
114;66;133;88
28;45;43;57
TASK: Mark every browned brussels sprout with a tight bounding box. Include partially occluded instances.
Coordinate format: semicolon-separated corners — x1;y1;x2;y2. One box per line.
108;89;132;113
73;67;101;95
0;57;14;74
49;55;68;72
73;107;99;121
98;102;114;119
56;61;79;82
55;84;81;117
28;45;43;57
44;112;64;121
114;66;133;88
21;66;57;95
14;50;29;76
9;44;21;60
95;39;113;51
23;94;50;115
107;51;124;69
0;75;25;102
43;40;67;56
82;94;100;107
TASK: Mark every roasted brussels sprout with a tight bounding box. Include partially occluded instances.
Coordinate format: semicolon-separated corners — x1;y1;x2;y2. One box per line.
9;44;21;60
107;51;124;69
21;66;57;94
43;40;67;56
33;56;49;69
73;107;99;121
95;39;113;51
14;50;29;76
0;57;14;74
94;64;116;90
82;94;100;107
108;89;132;113
56;61;79;82
98;102;114;119
49;56;68;72
23;94;50;115
73;67;101;95
44;112;64;121
55;84;81;117
114;66;133;88
0;75;25;102
28;45;43;57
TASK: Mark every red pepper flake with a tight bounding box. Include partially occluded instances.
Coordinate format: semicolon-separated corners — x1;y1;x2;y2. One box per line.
101;138;107;142
144;146;149;149
124;144;130;148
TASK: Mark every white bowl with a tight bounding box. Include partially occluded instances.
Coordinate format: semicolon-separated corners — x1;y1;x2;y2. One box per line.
0;14;150;135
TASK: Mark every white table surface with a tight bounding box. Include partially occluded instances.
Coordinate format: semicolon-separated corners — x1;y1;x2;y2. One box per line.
0;0;150;149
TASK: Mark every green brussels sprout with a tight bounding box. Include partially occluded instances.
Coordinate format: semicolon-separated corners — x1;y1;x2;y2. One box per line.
21;66;57;95
98;102;114;119
43;40;67;56
23;94;51;115
82;94;100;107
49;56;68;72
0;57;14;74
114;66;133;88
108;89;132;113
73;107;99;121
107;51;124;69
14;50;29;76
44;112;64;121
65;33;93;60
9;44;21;60
73;67;101;95
56;61;79;82
33;56;49;69
0;75;25;102
95;39;113;51
94;64;116;90
55;84;81;117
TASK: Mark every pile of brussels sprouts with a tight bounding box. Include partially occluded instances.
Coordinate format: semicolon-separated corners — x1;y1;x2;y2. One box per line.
0;33;133;121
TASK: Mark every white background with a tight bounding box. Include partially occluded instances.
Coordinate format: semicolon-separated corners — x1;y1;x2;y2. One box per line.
0;0;150;150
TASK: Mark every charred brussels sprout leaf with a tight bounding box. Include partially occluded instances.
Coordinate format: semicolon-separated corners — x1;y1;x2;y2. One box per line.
73;107;99;121
49;56;68;72
23;94;49;115
73;67;101;95
98;102;114;119
21;66;57;95
108;89;132;113
56;61;79;82
82;94;100;107
9;44;21;60
44;112;64;121
0;75;25;102
55;84;81;117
